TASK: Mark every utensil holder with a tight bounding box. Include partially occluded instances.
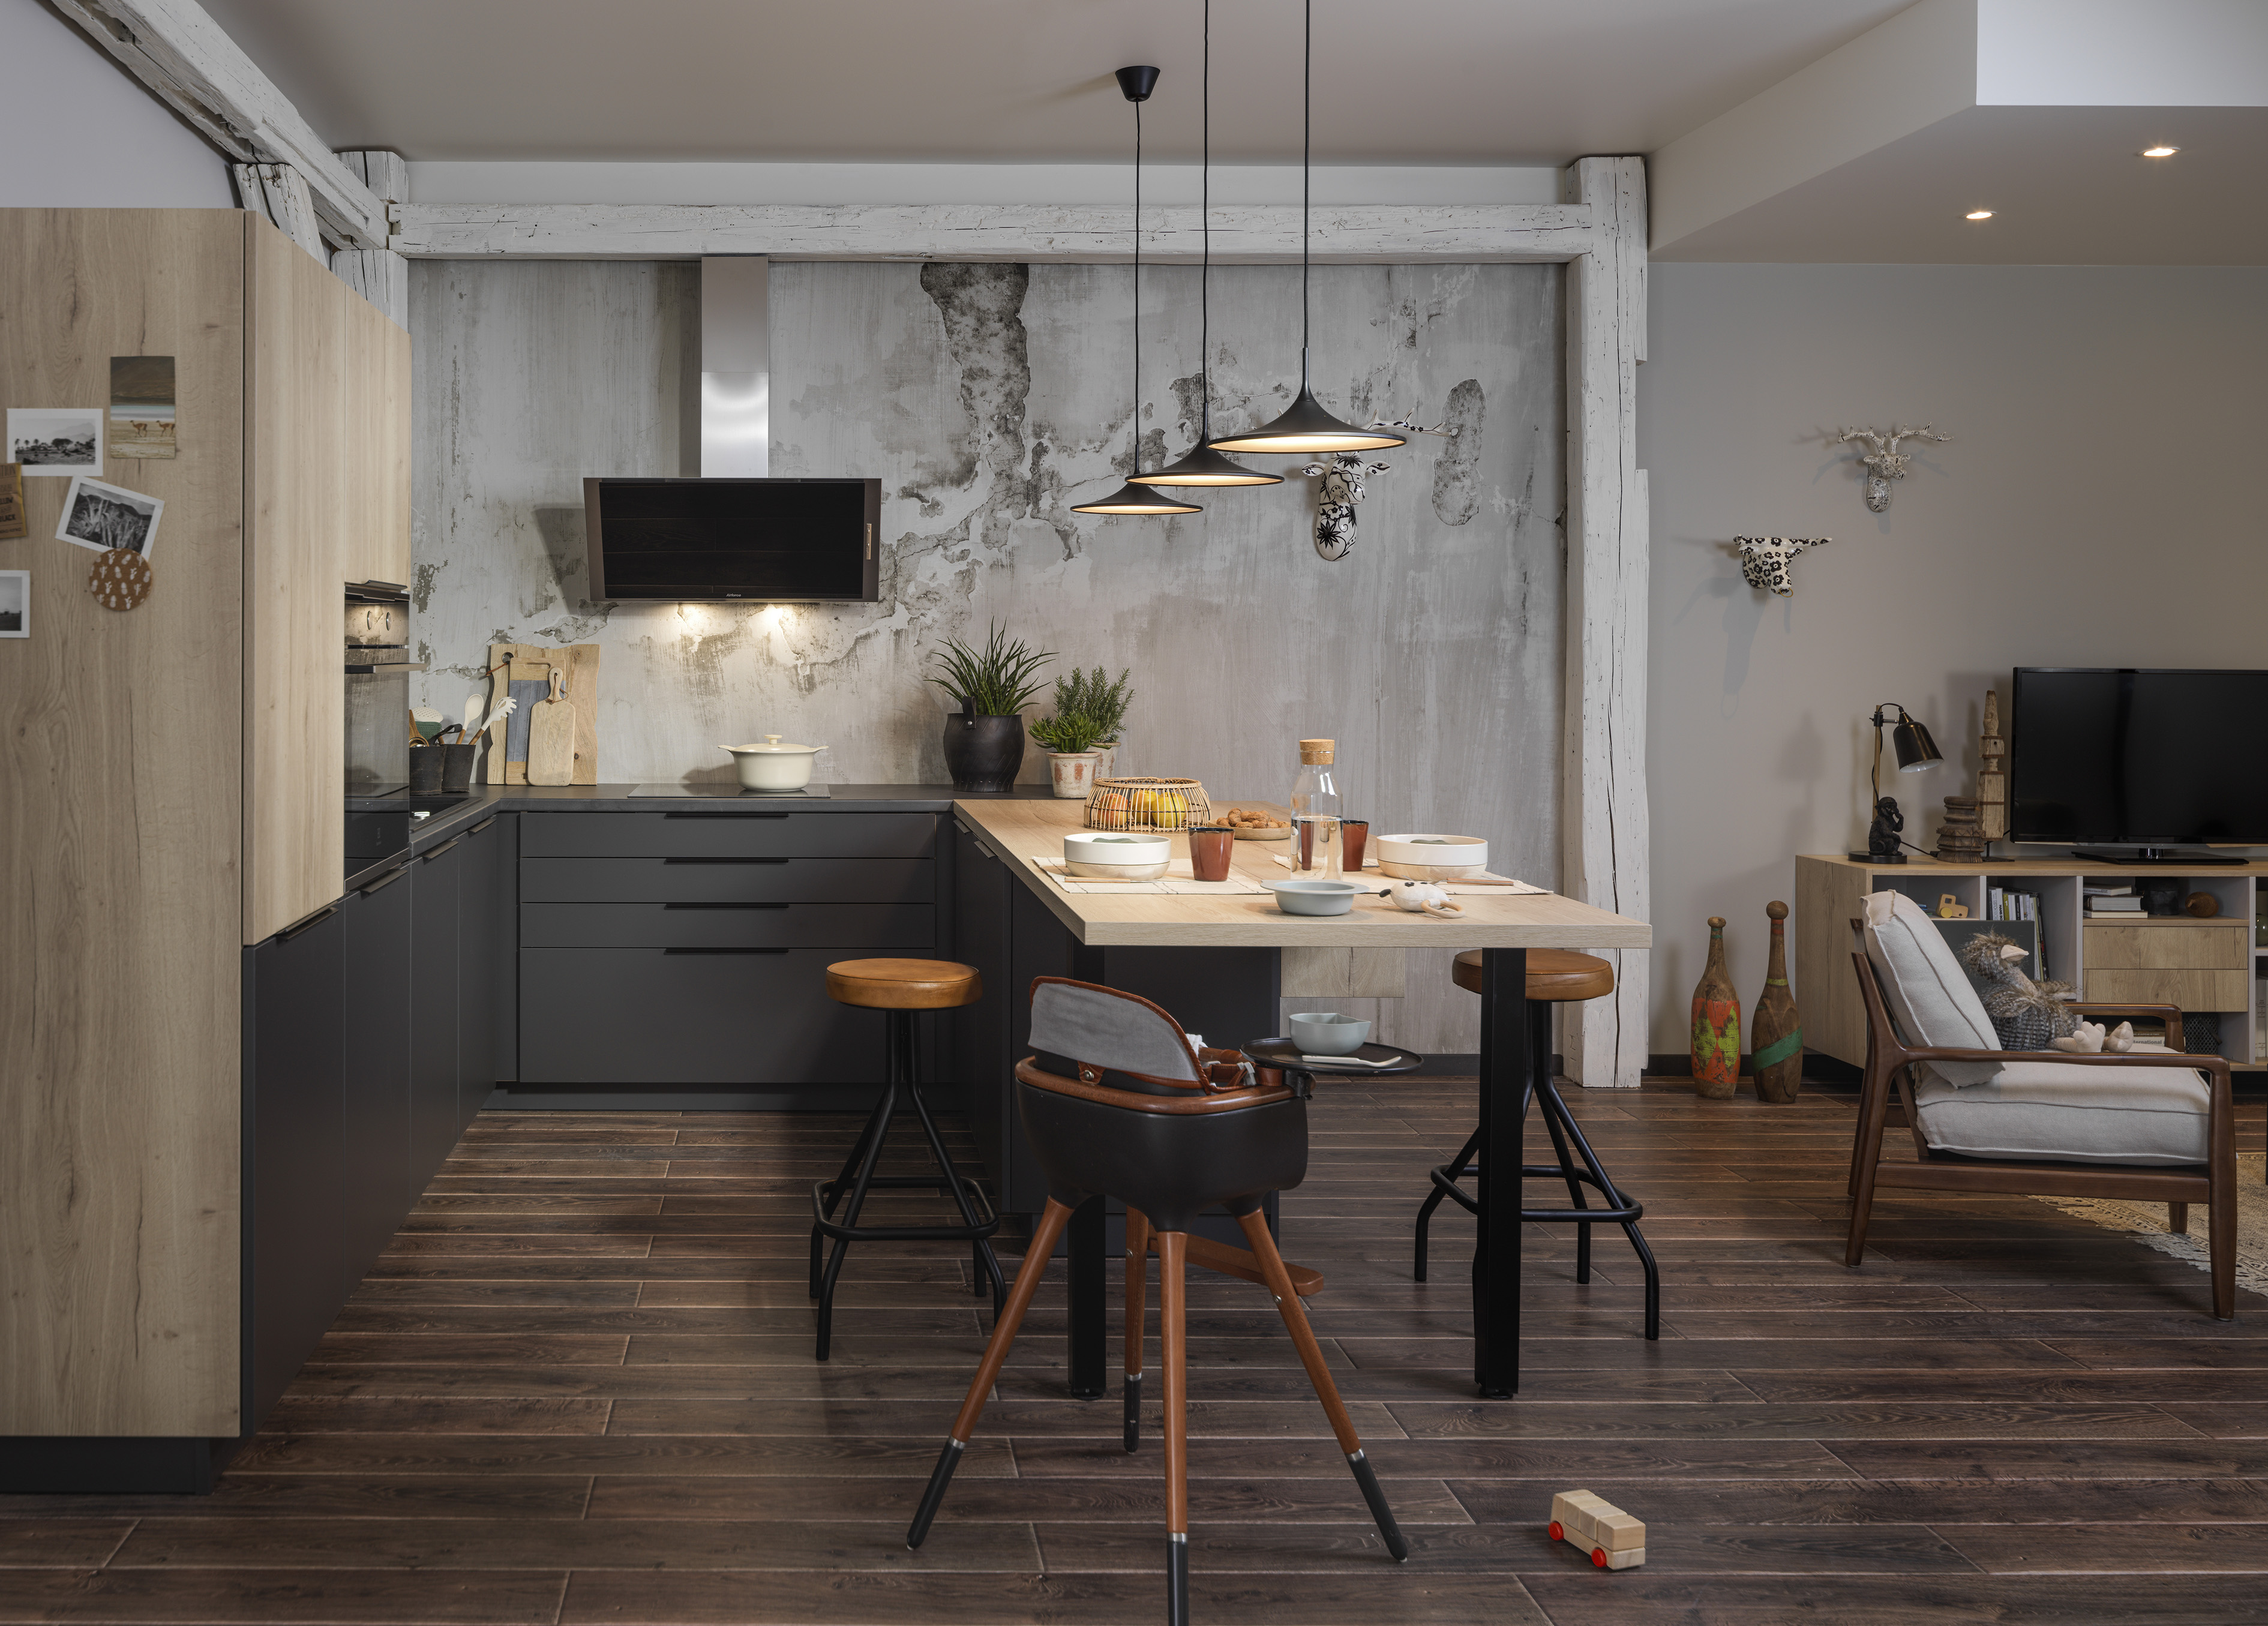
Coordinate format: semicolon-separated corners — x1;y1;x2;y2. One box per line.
440;742;479;793
407;744;445;794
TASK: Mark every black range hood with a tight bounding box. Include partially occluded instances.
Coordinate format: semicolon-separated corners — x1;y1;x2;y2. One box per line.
583;476;880;603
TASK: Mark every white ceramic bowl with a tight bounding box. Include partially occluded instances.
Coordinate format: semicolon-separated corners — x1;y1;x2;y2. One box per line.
720;734;824;791
1288;1012;1372;1055
1064;830;1171;880
1375;832;1487;881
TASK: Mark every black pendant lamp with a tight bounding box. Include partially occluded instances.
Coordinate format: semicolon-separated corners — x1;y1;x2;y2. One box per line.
1074;65;1203;517
1205;0;1404;458
1131;0;1280;490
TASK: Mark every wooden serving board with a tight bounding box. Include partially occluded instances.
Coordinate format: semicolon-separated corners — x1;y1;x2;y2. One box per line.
487;641;598;784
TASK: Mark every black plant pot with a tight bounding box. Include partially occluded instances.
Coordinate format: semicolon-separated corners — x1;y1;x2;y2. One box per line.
943;702;1025;792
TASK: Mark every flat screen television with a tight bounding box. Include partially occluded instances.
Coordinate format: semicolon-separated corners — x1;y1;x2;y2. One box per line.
2010;667;2268;848
583;476;880;602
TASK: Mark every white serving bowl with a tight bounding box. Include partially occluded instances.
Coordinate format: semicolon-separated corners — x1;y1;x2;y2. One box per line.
1064;830;1171;880
720;734;823;791
1375;832;1487;881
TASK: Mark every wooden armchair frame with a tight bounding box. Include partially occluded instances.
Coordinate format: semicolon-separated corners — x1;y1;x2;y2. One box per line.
1846;935;2235;1320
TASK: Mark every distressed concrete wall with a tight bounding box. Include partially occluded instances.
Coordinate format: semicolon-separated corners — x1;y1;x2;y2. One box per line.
409;259;1562;1051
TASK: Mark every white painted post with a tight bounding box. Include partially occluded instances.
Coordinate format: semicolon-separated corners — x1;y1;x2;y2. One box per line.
232;161;326;263
1560;155;1651;1088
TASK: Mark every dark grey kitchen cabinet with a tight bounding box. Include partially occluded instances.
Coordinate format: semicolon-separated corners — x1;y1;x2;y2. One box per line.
951;820;1013;1202
409;836;462;1182
245;904;346;1434
339;868;413;1292
454;817;505;1132
514;812;941;1090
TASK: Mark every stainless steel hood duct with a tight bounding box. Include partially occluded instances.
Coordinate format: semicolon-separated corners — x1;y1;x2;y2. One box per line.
700;256;769;477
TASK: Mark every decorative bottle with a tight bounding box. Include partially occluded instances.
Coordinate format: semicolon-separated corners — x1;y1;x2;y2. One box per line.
1289;738;1342;880
1750;901;1802;1103
1690;916;1741;1100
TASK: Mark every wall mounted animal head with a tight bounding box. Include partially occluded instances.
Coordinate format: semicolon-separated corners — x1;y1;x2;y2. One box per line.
1834;425;1951;512
1735;535;1830;598
1298;415;1454;561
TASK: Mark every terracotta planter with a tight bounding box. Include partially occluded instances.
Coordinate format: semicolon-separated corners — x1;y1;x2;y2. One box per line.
1048;752;1102;800
942;700;1024;791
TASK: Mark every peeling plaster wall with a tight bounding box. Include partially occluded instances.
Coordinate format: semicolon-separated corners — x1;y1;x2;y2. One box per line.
409;259;1562;1051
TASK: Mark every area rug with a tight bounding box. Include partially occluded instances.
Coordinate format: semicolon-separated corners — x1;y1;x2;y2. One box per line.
2033;1153;2268;1299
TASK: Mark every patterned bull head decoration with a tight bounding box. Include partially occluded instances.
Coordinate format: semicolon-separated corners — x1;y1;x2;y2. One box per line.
1736;535;1831;598
1298;415;1454;561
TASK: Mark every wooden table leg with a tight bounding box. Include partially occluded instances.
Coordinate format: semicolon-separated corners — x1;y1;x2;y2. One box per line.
1067;1193;1108;1398
1473;947;1530;1397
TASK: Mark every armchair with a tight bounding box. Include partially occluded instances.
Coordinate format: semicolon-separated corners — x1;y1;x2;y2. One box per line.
1846;904;2235;1320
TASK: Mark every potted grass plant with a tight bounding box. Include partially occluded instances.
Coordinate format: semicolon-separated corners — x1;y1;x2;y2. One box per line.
926;623;1054;791
1030;667;1133;797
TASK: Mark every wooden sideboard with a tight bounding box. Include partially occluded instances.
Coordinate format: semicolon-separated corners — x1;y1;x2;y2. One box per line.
1795;854;2265;1070
0;210;408;1456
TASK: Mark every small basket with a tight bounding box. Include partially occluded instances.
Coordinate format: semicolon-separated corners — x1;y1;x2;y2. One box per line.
1084;776;1211;832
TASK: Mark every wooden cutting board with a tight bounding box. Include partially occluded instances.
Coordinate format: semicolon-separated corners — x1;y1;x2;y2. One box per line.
487;641;599;784
526;670;577;786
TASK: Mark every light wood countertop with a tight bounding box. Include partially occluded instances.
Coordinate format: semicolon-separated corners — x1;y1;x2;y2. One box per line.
954;798;1651;950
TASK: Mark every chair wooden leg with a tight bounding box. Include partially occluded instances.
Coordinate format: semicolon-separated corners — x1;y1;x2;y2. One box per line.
2169;1201;2188;1236
1124;1207;1150;1453
1844;1063;1896;1269
1157;1230;1191;1626
1236;1211;1409;1562
907;1196;1073;1549
2209;1083;2237;1322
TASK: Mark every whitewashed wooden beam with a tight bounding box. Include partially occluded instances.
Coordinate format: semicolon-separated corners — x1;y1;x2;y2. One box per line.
331;151;410;329
389;202;1598;263
232;162;326;263
1559;155;1651;1090
49;0;387;248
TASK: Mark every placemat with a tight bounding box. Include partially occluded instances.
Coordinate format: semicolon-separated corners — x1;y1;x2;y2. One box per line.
1030;857;1272;896
1269;851;1550;896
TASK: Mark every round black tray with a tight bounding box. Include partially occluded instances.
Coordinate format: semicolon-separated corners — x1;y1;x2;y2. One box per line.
1243;1038;1426;1075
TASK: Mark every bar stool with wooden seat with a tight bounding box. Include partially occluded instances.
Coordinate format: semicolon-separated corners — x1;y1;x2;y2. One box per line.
907;976;1408;1624
1413;948;1660;1339
809;958;1007;1361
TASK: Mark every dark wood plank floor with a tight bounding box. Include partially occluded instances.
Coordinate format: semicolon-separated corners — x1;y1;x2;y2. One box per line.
6;1078;2267;1624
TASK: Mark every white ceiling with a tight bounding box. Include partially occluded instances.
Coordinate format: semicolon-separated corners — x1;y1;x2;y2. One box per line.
190;0;1912;166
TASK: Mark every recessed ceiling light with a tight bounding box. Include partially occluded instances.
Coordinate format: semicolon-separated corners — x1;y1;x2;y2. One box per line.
1965;209;1994;220
2141;145;2179;157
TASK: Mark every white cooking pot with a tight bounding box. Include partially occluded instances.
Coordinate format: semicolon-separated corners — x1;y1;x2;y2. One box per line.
720;734;824;791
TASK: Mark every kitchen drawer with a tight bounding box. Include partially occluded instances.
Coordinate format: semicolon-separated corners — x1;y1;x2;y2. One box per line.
2082;967;2251;1013
519;811;937;860
520;856;934;904
2083;923;2249;971
521;902;934;949
518;948;889;1084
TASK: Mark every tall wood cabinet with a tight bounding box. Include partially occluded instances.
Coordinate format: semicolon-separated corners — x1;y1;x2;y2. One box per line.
0;211;408;1459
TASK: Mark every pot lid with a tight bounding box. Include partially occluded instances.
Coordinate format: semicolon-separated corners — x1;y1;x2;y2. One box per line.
724;734;823;755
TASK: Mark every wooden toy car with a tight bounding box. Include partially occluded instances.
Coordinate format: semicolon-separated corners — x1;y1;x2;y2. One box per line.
1548;1490;1645;1569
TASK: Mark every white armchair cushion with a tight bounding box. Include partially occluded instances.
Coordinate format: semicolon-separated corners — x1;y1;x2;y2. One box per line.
1911;1061;2211;1165
1861;890;2000;1085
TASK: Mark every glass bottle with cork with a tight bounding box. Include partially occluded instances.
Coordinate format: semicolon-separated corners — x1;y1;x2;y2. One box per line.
1289;737;1342;880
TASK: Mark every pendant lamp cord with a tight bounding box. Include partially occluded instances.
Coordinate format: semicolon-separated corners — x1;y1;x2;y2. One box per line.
1198;0;1210;437
1132;93;1143;472
1299;0;1310;392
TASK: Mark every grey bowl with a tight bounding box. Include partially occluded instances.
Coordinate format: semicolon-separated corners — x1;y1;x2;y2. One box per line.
1289;1012;1371;1055
1263;879;1364;916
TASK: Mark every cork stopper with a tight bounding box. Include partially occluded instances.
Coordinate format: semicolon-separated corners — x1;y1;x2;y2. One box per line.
1298;738;1335;765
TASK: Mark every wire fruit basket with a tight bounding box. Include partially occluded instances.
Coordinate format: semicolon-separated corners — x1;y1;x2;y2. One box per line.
1084;776;1211;832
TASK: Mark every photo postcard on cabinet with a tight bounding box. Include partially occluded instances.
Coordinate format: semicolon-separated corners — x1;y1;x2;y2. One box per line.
0;570;26;637
55;475;162;559
6;408;102;474
0;463;25;539
109;356;177;459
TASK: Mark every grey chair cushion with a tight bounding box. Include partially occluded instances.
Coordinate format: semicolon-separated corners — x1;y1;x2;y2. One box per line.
1862;890;2000;1085
1028;978;1200;1081
1911;1061;2211;1165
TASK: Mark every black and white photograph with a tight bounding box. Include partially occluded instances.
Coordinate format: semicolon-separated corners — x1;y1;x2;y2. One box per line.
55;474;163;559
5;407;103;475
0;569;26;638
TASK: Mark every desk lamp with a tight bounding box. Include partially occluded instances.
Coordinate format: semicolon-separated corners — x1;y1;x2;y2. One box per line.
1847;703;1942;863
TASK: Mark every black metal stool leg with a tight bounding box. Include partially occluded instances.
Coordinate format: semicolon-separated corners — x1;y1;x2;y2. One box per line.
901;1020;1007;1320
1535;1076;1661;1342
1539;1100;1593;1285
812;1088;893;1298
1414;1126;1480;1283
815;1075;896;1361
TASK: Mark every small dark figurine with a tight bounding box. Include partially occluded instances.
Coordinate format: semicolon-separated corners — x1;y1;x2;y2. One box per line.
1865;797;1906;863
